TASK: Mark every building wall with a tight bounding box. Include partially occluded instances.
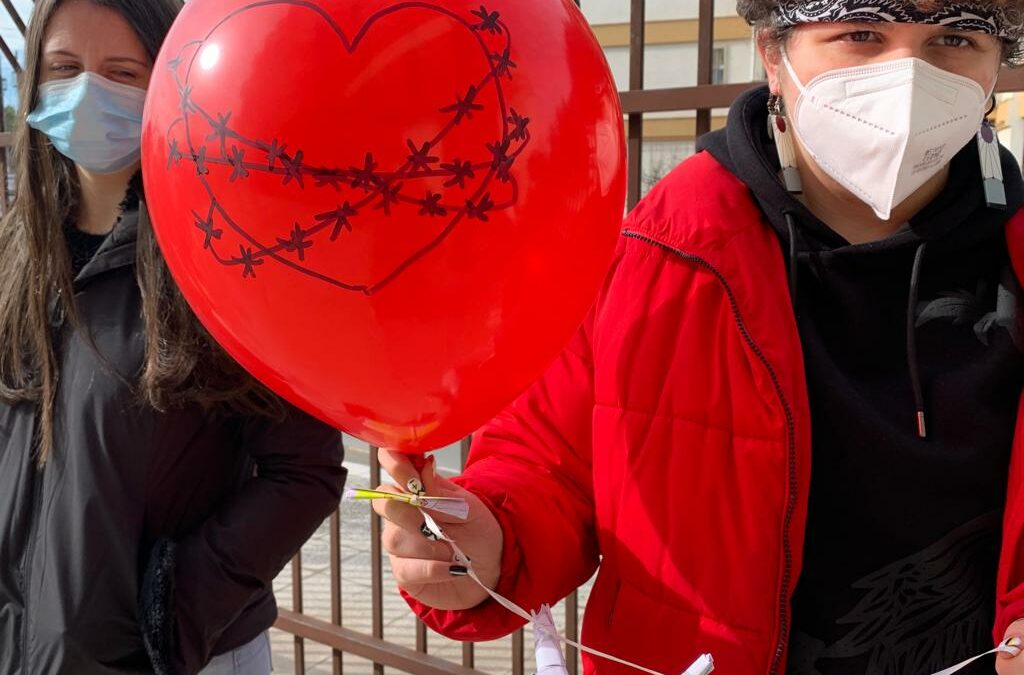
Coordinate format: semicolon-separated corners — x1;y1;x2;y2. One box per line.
581;0;741;24
583;1;758;192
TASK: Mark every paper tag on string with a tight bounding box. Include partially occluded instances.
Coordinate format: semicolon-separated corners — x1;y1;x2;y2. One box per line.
343;487;470;520
533;605;570;675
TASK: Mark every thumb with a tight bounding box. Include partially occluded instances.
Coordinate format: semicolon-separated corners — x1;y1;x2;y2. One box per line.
421;455;465;495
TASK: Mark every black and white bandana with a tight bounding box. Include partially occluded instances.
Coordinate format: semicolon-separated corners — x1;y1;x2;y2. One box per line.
773;0;1024;41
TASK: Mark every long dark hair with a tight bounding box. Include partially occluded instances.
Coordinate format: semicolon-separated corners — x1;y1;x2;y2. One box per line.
0;0;282;465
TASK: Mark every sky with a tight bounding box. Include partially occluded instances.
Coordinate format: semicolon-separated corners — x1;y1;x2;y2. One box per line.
0;0;34;108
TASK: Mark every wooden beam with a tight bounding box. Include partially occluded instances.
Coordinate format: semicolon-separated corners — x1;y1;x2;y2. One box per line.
620;82;762;114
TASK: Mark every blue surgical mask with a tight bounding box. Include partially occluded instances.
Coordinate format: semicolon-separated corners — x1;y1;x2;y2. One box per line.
26;72;147;174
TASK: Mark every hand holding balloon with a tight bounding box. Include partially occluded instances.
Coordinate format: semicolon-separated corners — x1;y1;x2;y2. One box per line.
373;450;503;610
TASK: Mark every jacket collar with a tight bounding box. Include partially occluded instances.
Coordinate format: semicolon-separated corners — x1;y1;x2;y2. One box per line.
74;205;139;287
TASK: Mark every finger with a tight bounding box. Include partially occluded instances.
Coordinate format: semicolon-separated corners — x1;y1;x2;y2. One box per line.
371;490;426;531
391;555;471;587
378;448;424;494
421;455;464;496
381;520;452;560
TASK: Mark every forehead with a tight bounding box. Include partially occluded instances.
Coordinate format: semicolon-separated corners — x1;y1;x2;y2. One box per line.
42;0;149;61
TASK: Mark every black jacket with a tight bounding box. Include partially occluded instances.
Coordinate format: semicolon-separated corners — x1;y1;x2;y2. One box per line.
0;206;348;675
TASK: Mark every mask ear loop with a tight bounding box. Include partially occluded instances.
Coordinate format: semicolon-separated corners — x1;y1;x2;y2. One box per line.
977;93;1007;210
779;47;808;96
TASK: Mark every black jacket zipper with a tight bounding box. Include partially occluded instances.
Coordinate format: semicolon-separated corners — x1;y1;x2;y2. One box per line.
623;230;800;675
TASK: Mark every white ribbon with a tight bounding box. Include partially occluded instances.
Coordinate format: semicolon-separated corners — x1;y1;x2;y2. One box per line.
419;511;713;675
929;642;1020;675
416;511;1018;675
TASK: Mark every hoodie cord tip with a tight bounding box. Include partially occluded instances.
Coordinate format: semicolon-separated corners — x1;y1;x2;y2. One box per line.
916;411;928;439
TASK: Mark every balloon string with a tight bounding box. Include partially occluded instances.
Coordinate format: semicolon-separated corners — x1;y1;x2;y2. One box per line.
417;511;1020;675
419;511;705;675
929;642;1020;675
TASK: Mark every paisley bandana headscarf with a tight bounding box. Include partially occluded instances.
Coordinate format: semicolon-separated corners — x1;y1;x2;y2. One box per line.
772;0;1024;41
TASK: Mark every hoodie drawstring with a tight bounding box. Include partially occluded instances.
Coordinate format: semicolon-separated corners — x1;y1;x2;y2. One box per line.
784;214;929;440
785;213;799;309
907;242;928;439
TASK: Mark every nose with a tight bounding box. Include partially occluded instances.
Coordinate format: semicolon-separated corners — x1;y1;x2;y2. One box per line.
883;45;919;61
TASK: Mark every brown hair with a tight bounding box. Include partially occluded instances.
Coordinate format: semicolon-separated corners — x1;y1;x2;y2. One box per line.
0;0;282;465
739;0;1024;64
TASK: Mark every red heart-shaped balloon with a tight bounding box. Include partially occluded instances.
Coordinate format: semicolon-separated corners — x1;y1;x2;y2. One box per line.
142;0;625;452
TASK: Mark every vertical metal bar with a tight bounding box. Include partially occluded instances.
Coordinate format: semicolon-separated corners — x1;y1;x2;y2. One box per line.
370;447;385;675
512;628;525;675
329;509;343;675
627;0;646;209
415;618;427;653
565;591;579;675
695;0;716;137
291;553;306;675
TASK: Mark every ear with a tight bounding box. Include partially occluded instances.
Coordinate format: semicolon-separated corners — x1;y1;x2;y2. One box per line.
757;31;783;94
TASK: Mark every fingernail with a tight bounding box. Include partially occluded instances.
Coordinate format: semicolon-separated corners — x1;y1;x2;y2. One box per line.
420;522;439;541
1010;637;1023;648
449;565;469;577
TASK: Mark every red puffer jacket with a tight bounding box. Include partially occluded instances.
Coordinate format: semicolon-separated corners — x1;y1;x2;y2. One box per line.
407;151;1024;675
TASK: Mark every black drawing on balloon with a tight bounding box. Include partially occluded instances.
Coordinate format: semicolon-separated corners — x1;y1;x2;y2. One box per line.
163;1;531;294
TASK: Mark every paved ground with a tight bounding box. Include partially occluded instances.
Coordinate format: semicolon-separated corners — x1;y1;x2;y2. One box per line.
269;458;595;675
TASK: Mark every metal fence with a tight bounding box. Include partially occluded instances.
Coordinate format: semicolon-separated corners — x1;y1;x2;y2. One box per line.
3;0;1024;673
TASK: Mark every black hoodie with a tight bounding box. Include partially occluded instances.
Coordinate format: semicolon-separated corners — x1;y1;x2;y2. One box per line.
700;86;1024;674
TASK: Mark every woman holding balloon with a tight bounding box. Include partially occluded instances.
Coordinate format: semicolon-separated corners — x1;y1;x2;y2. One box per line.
377;1;1024;674
0;1;347;674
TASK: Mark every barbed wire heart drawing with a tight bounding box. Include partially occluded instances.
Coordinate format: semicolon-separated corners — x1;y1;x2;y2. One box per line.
162;1;531;295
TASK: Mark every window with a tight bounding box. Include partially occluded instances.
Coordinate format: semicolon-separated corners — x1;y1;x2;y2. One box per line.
712;47;727;85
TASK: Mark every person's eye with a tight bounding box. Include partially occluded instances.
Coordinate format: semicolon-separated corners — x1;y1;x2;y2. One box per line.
935;33;977;48
838;30;880;43
49;63;80;73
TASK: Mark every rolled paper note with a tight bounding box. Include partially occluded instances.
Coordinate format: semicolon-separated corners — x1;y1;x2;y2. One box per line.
681;654;714;675
343;488;470;520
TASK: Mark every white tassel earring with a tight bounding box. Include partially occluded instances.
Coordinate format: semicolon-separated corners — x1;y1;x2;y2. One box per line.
768;93;802;194
977;96;1006;210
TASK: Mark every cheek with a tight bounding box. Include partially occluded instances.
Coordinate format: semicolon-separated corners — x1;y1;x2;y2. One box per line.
955;54;1001;95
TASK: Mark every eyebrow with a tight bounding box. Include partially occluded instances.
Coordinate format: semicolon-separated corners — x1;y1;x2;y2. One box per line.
43;49;80;60
106;56;151;67
42;49;149;67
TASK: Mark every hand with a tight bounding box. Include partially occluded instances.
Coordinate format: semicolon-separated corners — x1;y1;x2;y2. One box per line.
373;449;503;611
996;621;1024;675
